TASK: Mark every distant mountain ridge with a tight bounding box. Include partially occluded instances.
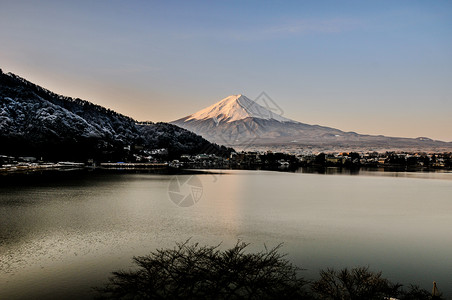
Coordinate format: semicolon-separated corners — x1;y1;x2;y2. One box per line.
172;94;452;151
0;69;229;160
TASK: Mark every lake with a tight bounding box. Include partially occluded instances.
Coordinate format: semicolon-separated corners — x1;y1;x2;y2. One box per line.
1;169;451;299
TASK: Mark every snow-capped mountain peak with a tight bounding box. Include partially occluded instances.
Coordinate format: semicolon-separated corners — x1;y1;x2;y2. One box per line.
185;94;293;123
171;94;452;150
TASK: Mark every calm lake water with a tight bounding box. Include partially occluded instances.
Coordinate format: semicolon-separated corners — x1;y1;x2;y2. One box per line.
1;169;452;299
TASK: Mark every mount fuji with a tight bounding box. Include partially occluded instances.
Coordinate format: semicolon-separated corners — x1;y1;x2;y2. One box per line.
183;94;293;124
171;94;452;151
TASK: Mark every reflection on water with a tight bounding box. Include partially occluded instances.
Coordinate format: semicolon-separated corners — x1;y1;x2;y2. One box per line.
295;166;452;179
1;170;452;299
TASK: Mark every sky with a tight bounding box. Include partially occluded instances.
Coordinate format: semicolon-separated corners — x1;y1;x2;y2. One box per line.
1;0;451;141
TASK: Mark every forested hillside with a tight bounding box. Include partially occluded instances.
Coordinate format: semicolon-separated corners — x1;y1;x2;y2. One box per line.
0;69;230;161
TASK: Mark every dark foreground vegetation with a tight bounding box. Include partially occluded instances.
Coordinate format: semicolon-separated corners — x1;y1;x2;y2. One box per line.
96;241;442;300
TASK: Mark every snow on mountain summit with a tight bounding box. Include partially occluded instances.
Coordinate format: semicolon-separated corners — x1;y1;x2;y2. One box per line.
171;94;452;150
186;94;294;123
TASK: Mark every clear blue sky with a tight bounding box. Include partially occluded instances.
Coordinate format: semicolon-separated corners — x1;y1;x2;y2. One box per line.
1;0;451;141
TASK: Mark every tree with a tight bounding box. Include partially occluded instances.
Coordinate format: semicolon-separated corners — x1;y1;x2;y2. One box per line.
399;284;434;300
96;242;442;300
96;241;309;299
314;153;326;166
311;266;401;300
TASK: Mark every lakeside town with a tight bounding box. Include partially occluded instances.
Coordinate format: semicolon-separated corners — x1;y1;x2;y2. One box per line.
2;150;451;173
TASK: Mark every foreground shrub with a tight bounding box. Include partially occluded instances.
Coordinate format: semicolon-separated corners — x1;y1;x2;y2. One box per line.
96;241;309;299
311;266;400;299
96;241;441;300
310;267;442;300
399;284;437;300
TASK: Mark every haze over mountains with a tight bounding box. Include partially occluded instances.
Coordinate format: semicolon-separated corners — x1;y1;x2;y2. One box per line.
172;94;452;152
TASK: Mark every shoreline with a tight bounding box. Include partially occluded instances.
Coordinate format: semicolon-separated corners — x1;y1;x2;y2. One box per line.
1;164;450;184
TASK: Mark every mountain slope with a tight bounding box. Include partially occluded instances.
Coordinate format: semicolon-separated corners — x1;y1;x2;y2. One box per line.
0;69;229;160
185;94;293;123
172;94;452;151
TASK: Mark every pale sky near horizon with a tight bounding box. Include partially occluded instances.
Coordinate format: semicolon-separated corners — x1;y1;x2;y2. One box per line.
1;0;451;141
